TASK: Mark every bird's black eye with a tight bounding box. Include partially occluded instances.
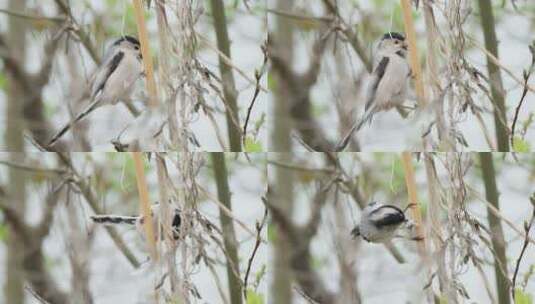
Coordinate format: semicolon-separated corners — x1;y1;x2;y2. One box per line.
134;45;140;50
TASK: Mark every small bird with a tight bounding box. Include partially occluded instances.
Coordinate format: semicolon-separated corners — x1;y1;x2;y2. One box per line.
336;32;411;151
91;203;182;241
48;35;144;147
351;201;420;243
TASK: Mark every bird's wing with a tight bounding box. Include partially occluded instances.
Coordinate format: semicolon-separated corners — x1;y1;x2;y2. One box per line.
365;56;390;112
373;55;410;107
91;51;125;99
368;205;405;227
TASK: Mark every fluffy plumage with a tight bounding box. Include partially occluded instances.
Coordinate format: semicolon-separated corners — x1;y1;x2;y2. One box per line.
336;32;411;151
47;35;143;147
351;201;409;243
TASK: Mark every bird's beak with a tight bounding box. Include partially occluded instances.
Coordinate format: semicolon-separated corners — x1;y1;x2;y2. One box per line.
402;41;408;50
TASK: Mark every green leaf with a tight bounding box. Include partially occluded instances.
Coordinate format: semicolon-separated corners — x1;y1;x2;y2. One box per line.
254;265;266;286
0;73;6;89
513;136;531;152
0;224;8;241
246;289;264;304
244;137;263;152
515;289;533;304
267;73;277;91
267;223;276;242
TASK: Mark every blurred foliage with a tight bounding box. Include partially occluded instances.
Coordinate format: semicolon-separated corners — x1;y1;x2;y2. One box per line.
515;289;533;304
0;73;6;90
254;264;266;288
245;137;263;152
513;136;531;152
267;73;276;92
0;223;7;242
246;289;264;304
267;222;276;242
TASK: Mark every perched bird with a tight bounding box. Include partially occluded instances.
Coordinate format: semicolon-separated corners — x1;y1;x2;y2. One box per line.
336;32;411;151
91;203;182;241
351;201;420;243
48;35;144;147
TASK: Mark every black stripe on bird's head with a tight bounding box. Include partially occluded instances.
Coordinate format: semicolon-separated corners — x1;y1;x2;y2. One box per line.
113;35;141;50
382;32;405;41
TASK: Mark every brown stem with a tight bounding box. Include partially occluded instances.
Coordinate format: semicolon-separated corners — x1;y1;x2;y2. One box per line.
209;1;242;151
210;153;242;304
477;0;509;151
479;152;510;304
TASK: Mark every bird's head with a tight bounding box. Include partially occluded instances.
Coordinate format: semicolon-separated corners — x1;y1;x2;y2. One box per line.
113;35;141;54
378;32;408;56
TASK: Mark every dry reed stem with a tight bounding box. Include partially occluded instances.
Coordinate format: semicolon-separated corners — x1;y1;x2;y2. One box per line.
400;0;426;106
400;152;427;254
132;0;159;107
132;152;158;260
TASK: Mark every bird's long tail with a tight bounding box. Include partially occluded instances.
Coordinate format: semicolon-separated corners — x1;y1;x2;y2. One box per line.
335;108;376;151
91;215;139;225
47;97;102;147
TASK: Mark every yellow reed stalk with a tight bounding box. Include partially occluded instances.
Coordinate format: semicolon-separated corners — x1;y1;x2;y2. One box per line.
400;152;426;254
132;0;158;108
400;0;426;106
132;152;158;260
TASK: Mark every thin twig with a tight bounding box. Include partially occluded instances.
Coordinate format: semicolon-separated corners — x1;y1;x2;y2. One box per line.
467;185;535;246
510;45;535;149
243;207;268;300
24;285;52;304
56;152;141;268
0;8;65;23
198;186;261;240
0;160;67;175
470;38;535;93
266;8;333;23
511;194;535;301
53;0;99;64
242;43;268;148
197;33;268;92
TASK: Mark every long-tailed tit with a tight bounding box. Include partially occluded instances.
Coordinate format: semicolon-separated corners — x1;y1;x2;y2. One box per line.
47;35;144;147
351;201;420;243
336;32;411;151
91;203;181;241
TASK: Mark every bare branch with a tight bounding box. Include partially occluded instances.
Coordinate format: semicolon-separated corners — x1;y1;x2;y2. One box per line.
511;194;535;301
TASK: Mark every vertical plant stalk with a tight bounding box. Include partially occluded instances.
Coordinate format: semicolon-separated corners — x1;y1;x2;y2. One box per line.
133;0;159;108
478;152;510;304
477;0;509;151
400;152;427;254
155;154;180;294
210;153;242;304
400;0;426;107
422;0;451;149
269;0;295;301
271;0;294;152
132;152;158;260
5;0;27;301
401;152;433;302
209;0;242;151
423;154;456;303
5;154;26;303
